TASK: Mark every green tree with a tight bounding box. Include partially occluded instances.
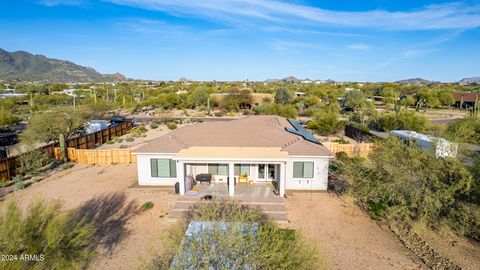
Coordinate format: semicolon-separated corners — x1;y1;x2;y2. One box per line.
0;108;20;127
254;103;297;118
22;108;88;144
380;87;398;108
438;90;455;107
274;87;293;104
189;88;210;108
312;103;346;135
344;90;375;126
377;110;428;132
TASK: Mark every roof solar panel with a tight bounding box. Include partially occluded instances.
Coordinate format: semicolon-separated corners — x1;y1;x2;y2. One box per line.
286;119;320;144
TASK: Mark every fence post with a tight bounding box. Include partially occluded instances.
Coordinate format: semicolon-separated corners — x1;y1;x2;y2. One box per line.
6;158;10;180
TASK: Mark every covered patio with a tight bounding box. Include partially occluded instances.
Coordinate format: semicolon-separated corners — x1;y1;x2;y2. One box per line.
175;146;288;197
192;182;279;200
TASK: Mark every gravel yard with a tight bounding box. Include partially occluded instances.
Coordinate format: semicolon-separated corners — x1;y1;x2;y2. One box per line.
2;163;477;269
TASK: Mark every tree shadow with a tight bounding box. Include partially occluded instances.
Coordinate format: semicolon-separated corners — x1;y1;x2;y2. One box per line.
74;192;139;255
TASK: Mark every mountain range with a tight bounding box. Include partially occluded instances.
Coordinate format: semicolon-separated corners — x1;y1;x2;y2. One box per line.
459;77;480;84
0;48;125;82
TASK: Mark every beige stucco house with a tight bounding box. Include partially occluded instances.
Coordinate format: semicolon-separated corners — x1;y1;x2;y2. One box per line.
134;116;332;197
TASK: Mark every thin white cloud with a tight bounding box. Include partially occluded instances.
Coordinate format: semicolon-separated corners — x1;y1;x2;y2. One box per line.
347;44;371;50
38;0;86;6
403;48;440;58
103;0;480;31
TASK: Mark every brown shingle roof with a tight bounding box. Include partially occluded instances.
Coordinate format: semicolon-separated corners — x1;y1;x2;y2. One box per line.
453;93;479;103
135;115;331;157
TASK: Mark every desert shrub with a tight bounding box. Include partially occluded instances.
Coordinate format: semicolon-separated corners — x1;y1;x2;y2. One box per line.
106;140;115;144
0;199;96;269
254;103;297;119
141;201;322;270
445;116;480;145
306;120;319;130
62;163;74;170
150;122;159;129
18;148;52;176
130;126;147;135
167;123;177;130
0;108;20;127
13;175;24;190
376;110;428;132
333;138;350;144
117;138;124;143
141;201;154;211
340;137;479;238
213;110;226;117
125;136;134;142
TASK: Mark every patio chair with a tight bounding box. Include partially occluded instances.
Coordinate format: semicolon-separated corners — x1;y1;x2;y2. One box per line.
238;174;249;185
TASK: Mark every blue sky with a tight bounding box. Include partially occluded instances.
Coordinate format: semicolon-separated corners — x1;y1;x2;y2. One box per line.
1;0;479;82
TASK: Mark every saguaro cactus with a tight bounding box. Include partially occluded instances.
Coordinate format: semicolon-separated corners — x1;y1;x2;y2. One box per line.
59;133;67;162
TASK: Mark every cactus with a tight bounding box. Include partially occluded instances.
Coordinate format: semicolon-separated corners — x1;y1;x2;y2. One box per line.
59;133;67;162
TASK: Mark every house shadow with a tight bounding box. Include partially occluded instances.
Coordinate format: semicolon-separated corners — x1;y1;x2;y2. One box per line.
74;192;139;255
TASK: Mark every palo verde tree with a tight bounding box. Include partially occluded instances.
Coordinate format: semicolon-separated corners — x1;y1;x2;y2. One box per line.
0;199;96;270
274;87;293;104
22;108;88;145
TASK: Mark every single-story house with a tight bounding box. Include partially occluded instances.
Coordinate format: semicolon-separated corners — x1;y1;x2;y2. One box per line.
453;92;479;108
134;116;332;197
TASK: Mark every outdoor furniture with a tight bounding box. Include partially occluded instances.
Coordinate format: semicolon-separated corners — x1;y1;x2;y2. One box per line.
238;174;249;185
195;173;212;184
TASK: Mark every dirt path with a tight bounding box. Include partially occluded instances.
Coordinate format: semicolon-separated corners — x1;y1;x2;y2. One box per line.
285;192;426;270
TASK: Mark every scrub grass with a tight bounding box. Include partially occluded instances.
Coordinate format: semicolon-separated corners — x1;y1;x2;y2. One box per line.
139;201;323;270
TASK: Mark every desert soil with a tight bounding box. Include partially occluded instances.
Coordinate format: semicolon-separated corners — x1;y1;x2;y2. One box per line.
2;163;478;269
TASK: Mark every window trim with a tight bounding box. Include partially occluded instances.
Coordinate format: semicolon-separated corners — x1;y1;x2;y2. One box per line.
293;161;314;179
150;158;176;178
208;164;228;176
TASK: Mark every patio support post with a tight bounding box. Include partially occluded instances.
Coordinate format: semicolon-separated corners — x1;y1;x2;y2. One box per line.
177;160;185;195
279;162;286;197
228;162;235;196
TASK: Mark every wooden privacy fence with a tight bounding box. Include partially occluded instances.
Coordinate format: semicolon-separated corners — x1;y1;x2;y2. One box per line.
0;121;133;181
54;147;137;165
323;142;375;157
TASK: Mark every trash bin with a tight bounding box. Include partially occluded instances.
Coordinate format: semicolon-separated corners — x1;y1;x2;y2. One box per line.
174;182;180;194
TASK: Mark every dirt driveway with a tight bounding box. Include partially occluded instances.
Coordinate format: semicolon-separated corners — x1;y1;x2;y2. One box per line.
2;163;428;270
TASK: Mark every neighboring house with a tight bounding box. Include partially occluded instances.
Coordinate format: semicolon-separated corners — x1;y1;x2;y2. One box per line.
453;92;479;108
134;116;332;197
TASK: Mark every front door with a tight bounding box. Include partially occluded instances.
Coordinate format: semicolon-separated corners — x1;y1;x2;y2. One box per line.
267;164;276;181
258;164;276;182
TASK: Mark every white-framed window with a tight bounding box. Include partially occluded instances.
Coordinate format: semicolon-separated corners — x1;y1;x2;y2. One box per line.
151;159;176;178
234;164;250;176
293;162;314;178
208;164;228;175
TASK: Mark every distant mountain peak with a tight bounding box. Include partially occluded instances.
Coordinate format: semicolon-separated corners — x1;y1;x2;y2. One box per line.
178;77;192;82
459;76;480;85
395;77;431;84
0;48;126;82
